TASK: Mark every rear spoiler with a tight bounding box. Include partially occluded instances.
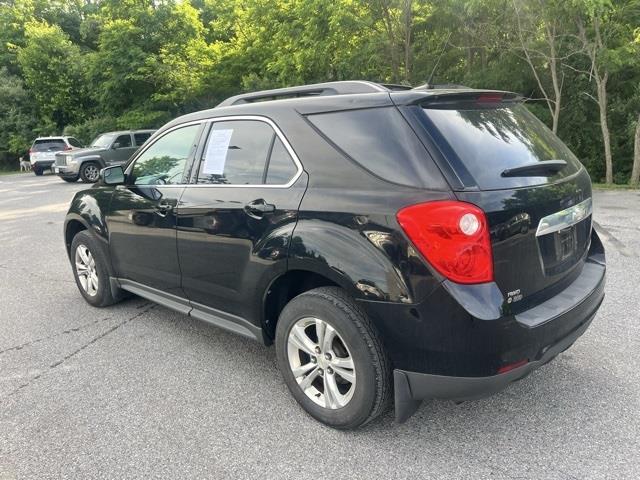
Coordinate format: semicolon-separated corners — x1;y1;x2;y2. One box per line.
391;90;523;108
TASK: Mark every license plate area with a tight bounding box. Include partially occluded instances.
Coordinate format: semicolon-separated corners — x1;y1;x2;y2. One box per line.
538;219;590;277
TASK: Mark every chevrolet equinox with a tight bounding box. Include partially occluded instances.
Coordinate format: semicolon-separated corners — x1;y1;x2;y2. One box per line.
63;81;606;429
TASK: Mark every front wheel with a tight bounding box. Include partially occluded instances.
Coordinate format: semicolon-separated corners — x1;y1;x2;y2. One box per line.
33;167;43;176
275;287;391;429
80;162;101;183
70;230;121;307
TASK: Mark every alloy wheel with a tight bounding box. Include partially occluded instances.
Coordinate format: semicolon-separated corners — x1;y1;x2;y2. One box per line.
83;164;99;182
287;317;356;409
75;244;99;296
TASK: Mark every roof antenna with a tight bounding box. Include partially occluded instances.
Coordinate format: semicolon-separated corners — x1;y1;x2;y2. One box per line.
425;32;452;89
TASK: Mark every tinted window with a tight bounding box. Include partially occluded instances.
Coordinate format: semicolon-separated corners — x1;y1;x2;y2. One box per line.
131;124;199;185
68;137;82;148
32;139;66;152
422;103;582;190
307;107;442;188
266;138;298;184
134;132;152;146
114;134;132;148
196;120;274;185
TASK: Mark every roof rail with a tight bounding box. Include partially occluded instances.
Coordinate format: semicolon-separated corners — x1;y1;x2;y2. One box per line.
217;81;388;107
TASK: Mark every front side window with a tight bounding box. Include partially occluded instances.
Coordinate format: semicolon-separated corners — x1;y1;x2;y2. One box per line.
114;134;132;148
130;124;200;185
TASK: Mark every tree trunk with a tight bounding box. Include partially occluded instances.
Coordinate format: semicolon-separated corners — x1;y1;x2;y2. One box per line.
630;113;640;186
403;0;412;82
548;28;561;134
596;74;613;184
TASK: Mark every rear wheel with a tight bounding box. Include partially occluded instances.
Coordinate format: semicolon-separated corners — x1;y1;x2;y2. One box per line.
70;230;121;307
275;287;391;429
33;167;43;176
80;162;101;183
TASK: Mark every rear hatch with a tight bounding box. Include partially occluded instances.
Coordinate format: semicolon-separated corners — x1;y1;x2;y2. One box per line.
414;93;592;311
31;139;67;162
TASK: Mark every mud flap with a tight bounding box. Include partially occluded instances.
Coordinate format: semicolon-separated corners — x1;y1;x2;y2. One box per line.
394;370;422;423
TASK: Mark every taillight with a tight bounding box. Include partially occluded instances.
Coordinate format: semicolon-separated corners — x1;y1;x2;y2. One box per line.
64;146;72;151
397;201;493;284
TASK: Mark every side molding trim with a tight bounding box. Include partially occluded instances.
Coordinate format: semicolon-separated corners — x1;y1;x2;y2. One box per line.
116;278;261;341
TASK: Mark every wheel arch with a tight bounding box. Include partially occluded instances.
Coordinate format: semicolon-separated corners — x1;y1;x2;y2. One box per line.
262;269;342;344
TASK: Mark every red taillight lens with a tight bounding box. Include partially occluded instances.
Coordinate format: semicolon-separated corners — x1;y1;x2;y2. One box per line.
397;201;494;284
64;146;72;151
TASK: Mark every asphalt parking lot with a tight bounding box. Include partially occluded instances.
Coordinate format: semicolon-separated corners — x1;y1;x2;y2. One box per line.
0;172;638;479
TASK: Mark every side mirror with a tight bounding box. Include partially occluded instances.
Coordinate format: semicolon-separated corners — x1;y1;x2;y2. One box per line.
101;165;125;185
112;143;120;150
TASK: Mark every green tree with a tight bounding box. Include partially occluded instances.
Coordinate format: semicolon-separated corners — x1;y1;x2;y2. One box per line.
17;20;88;129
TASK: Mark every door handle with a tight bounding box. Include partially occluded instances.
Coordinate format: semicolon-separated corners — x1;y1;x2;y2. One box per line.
244;199;275;218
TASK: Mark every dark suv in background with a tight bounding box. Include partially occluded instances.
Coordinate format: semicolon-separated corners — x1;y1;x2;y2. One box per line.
63;81;605;429
54;129;155;182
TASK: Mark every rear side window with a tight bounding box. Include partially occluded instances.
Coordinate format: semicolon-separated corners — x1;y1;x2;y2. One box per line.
422;103;582;190
307;107;443;188
195;120;298;186
134;132;152;146
32;139;66;152
266;138;297;185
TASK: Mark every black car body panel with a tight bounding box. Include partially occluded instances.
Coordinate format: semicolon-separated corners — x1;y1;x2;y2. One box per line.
64;81;605;423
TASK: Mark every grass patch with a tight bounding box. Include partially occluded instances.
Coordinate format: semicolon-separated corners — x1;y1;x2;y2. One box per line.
0;169;23;176
592;182;638;190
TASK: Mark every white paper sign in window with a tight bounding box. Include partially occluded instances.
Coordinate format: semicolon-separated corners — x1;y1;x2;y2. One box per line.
202;129;234;175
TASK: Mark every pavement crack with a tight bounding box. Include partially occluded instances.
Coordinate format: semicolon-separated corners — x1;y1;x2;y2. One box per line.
1;303;155;399
0;317;112;356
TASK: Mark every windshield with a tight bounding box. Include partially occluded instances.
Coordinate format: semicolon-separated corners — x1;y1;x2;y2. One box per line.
422;103;582;190
91;134;115;149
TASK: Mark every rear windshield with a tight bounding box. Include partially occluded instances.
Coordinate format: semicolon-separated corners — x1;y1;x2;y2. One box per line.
32;139;66;152
422;103;582;190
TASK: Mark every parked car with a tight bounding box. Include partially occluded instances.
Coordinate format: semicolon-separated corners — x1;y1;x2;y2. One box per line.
53;130;155;183
29;136;83;176
63;81;606;429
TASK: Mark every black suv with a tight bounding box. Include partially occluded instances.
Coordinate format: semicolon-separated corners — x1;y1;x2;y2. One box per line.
63;81;605;429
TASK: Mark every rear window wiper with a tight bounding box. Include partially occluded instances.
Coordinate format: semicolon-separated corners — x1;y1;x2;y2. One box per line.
501;160;567;178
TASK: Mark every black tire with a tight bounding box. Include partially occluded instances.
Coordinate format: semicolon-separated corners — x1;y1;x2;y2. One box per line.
79;162;101;183
70;230;121;307
275;287;391;429
61;176;78;183
33;167;43;176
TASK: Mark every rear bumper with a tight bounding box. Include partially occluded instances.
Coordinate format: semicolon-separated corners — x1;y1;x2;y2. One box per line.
32;160;54;168
394;307;598;422
358;230;606;423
